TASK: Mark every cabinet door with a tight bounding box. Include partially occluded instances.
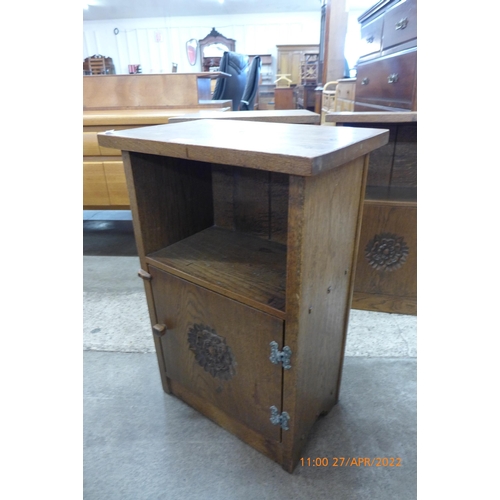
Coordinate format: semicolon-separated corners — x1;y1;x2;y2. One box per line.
150;268;285;441
354;202;417;300
103;161;130;206
83;161;110;206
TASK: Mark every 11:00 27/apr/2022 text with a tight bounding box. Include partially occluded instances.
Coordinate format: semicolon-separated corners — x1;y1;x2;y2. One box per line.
300;457;402;467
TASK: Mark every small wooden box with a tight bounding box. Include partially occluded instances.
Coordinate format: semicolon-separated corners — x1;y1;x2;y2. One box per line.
97;119;388;472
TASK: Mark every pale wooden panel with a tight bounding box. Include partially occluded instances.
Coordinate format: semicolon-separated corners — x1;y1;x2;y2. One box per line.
83;74;226;110
83;161;110;206
83;131;101;156
83;130;121;156
99;144;122;156
103;161;130;206
84;125;143;156
83;106;231;127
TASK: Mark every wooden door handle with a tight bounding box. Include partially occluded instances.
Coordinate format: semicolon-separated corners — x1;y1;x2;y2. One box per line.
152;324;167;337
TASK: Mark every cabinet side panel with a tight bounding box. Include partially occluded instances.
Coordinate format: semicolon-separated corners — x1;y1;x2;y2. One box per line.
282;156;367;470
126;152;214;258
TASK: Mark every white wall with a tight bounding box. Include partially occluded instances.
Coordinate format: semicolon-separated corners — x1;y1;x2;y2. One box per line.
83;12;322;77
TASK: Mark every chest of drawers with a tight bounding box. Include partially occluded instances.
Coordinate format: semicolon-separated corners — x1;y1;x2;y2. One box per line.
354;0;417;112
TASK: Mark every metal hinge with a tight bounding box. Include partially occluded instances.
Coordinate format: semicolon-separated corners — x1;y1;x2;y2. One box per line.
270;406;290;431
269;341;292;370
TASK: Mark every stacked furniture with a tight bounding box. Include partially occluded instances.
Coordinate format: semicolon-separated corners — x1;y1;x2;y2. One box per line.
318;0;417;315
320;78;357;124
83;73;231;209
83;54;115;75
354;0;417;112
97;118;388;472
326;111;417;315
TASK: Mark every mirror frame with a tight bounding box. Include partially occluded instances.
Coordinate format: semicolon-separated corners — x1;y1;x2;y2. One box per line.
199;28;236;72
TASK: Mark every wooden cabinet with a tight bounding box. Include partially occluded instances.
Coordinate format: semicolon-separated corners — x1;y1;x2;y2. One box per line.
97;119;388;472
354;0;417;111
294;84;317;111
276;45;319;86
325;111;417;315
82;74;232;209
274;88;295;110
335;78;357;112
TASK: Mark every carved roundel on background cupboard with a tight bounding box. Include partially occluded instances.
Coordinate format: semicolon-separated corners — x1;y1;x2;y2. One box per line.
187;324;236;380
365;233;409;271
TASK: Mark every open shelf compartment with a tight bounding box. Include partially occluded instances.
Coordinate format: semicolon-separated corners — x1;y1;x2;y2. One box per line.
129;151;290;319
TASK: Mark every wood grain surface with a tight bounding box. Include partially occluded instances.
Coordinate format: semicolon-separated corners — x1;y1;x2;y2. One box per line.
354;202;417;302
98;119;389;177
83;73;230;110
168;109;320;124
281;155;368;470
147;227;287;319
151;269;284;441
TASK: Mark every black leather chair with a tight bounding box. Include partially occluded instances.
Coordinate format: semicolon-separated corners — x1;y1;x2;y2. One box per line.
240;56;261;111
212;51;249;111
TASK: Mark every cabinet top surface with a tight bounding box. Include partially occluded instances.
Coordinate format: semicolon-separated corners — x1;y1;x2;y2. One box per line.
168;109;320;125
325;111;417;123
83;72;229;80
97;119;389;176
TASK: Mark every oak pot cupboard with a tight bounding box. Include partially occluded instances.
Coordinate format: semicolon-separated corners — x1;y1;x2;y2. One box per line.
97;119;389;472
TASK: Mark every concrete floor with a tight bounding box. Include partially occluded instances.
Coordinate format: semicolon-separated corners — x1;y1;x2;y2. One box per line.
83;211;417;499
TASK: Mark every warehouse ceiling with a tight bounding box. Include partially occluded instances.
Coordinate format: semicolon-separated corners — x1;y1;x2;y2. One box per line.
83;0;325;21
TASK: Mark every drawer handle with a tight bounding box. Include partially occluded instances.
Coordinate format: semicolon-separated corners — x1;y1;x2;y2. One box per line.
361;77;370;85
366;35;374;43
387;73;399;84
395;18;408;30
153;324;167;337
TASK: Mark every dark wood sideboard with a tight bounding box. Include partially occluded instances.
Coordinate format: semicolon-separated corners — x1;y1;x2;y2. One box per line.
354;0;417;112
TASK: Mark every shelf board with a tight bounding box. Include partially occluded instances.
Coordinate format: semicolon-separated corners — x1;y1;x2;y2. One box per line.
146;226;287;319
364;186;417;205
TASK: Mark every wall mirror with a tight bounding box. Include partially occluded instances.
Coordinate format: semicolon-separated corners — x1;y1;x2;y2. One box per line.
186;39;198;66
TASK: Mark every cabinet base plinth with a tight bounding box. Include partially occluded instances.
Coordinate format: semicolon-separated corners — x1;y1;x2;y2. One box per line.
352;292;417;315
